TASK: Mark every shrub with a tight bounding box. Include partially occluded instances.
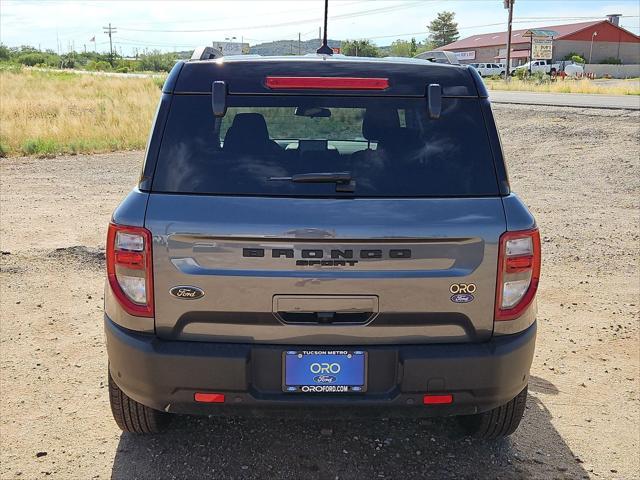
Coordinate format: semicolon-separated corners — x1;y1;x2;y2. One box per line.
515;68;528;79
564;51;584;61
152;76;166;90
531;71;550;84
86;60;112;71
137;51;178;72
21;138;59;156
570;55;585;64
16;52;50;67
600;57;622;65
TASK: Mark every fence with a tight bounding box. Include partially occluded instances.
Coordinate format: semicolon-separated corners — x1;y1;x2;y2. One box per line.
583;64;640;78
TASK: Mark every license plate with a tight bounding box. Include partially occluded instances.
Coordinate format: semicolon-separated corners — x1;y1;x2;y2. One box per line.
283;350;367;393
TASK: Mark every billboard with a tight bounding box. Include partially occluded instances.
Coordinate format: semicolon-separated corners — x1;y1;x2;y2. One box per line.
211;41;249;55
531;38;553;60
454;50;476;61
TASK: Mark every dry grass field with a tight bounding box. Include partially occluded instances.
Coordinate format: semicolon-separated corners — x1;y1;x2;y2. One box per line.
485;77;640;95
0;69;160;157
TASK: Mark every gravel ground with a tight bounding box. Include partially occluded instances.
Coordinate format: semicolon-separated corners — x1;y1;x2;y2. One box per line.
1;104;639;480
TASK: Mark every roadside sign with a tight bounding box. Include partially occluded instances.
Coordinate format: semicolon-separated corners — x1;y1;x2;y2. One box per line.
211;41;249;56
454;50;476;61
522;29;558;38
532;38;553;60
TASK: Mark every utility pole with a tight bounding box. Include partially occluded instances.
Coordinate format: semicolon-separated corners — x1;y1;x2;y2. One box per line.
298;32;301;55
103;23;117;65
504;0;514;80
589;31;598;64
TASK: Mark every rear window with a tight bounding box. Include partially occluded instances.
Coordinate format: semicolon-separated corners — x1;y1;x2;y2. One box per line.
151;95;499;197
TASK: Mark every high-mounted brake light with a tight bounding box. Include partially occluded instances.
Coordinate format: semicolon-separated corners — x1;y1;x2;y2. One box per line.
265;76;389;90
107;223;154;317
495;228;541;321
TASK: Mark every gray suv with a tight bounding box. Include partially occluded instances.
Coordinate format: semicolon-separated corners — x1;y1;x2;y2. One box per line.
105;52;540;438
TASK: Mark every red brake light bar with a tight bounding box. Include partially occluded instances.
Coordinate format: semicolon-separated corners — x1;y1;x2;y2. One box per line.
423;394;453;405
194;392;226;403
114;250;145;270
265;76;389;90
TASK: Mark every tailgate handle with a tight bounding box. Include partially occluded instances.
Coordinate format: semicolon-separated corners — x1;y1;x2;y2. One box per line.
273;295;379;325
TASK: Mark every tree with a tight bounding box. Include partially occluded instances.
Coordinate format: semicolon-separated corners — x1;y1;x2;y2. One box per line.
0;44;10;61
410;38;418;57
428;11;459;48
341;40;379;57
390;40;411;57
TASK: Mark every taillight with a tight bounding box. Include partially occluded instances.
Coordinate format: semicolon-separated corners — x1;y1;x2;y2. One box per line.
265;76;389;90
106;223;154;317
495;228;541;321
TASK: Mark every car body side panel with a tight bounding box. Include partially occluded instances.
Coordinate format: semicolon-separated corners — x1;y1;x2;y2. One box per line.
111;188;149;227
501;194;536;231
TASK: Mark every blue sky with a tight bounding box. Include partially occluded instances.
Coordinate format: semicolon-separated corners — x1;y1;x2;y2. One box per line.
1;0;638;54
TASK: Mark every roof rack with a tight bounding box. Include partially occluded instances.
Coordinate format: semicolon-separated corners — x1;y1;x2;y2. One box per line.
191;46;223;61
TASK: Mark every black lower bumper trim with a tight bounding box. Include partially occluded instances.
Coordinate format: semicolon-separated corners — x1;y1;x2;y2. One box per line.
105;316;536;416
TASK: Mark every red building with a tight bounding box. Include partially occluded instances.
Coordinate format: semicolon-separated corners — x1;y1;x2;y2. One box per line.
437;15;640;66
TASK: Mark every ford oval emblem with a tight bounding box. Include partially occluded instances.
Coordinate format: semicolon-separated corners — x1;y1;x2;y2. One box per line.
314;375;337;384
451;293;474;304
170;286;205;299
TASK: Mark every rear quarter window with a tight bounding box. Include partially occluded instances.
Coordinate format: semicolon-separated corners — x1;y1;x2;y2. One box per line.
151;95;499;197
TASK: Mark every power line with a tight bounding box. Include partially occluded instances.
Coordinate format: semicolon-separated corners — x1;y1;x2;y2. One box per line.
117;1;426;33
120;0;367;28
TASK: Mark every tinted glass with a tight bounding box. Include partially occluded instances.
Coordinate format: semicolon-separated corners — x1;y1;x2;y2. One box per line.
152;95;499;197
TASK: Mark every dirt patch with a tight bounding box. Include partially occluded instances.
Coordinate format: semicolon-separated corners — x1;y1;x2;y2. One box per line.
0;104;638;479
48;246;105;270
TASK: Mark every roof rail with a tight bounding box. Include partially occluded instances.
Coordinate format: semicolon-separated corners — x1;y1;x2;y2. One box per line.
191;46;223;61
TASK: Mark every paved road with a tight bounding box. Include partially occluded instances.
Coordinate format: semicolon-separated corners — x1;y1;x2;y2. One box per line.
490;90;640;110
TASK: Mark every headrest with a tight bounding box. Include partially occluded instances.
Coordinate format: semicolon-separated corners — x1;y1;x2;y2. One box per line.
228;113;270;140
362;107;400;141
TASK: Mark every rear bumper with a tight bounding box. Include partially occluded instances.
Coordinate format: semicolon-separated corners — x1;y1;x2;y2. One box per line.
105;315;536;417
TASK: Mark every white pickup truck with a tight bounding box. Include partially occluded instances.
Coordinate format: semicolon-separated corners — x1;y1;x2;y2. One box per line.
513;60;584;77
469;63;506;77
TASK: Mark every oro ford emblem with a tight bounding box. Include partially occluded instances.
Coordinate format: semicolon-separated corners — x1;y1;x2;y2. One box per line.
170;286;205;300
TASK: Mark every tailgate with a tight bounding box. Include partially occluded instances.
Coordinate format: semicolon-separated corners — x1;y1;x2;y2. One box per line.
146;195;505;345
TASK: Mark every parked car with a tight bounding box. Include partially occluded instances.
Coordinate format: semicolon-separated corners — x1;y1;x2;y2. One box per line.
105;50;540;439
469;63;506;77
513;59;584;77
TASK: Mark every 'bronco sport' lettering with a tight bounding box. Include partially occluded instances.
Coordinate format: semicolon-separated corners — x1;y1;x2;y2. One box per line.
242;248;412;266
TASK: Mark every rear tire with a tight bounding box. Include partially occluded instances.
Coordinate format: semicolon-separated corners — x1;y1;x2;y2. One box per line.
458;385;528;439
108;369;169;434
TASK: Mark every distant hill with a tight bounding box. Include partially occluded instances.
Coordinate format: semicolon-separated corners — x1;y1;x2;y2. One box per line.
249;38;342;56
176;39;396;59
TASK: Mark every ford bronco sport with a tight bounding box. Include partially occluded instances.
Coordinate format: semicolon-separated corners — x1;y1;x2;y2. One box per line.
105;49;540;439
